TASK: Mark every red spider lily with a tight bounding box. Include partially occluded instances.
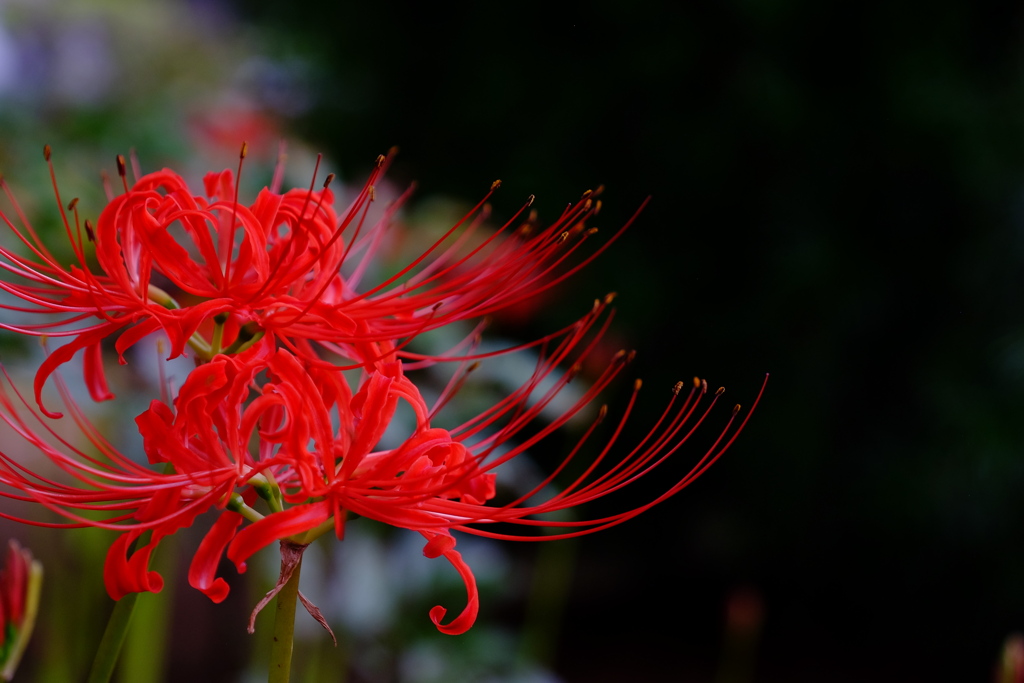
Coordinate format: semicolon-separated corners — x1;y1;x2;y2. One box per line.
0;146;638;418
0;290;764;635
0;146;765;638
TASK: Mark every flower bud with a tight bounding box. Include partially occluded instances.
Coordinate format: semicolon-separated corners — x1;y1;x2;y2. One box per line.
0;540;42;681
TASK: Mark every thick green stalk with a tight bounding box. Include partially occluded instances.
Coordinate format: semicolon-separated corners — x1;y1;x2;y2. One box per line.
268;552;303;683
86;593;138;683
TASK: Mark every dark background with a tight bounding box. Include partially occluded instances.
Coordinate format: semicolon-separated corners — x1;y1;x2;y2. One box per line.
225;0;1024;680
2;0;1023;679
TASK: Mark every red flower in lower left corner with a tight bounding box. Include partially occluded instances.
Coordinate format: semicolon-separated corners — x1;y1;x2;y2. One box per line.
0;540;41;681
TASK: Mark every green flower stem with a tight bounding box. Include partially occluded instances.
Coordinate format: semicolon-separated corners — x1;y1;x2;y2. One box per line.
222;322;264;356
295;513;340;545
210;313;228;356
86;592;138;683
251;474;284;514
146;285;179;310
232;330;265;354
187;333;213;361
268;553;303;683
227;492;266;523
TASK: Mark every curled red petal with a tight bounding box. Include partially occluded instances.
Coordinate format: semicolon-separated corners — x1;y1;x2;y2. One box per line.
83;340;114;402
102;489;217;601
422;533;456;558
112;317;162;364
103;532;164;600
188;511;244;604
421;532;478;635
226;500;330;573
35;322;127;417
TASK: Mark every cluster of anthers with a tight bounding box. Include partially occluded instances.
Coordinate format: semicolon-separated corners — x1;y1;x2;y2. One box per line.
0;143;764;635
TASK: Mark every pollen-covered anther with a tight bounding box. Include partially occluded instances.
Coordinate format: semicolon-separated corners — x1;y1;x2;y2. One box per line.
625;350;636;363
612;349;628;363
586;227;599;236
43;144;52;161
715;386;725;397
596;404;608;423
67;197;78;211
633;378;643;390
566;363;582;381
581;189;593;200
693;376;701;388
115;154;126;178
594;199;602;214
557;231;570;244
323;173;335;188
84;219;95;242
375;154;385;167
239;141;248;159
491;179;502;191
467;362;481;373
672;381;684;395
732;403;742;416
527;194;535;206
604;292;617;305
368;186;376;201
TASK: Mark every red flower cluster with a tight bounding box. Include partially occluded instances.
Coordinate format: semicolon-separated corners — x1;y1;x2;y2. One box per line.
0;145;763;634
